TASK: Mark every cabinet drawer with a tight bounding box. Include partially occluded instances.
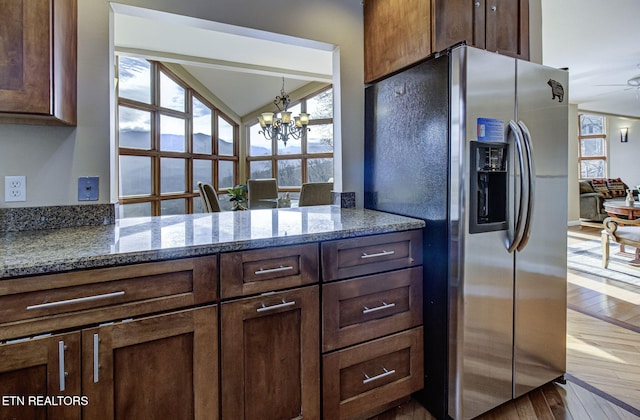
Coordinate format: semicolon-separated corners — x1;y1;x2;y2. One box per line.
323;267;422;352
0;257;217;340
321;230;422;282
220;243;318;298
323;327;424;420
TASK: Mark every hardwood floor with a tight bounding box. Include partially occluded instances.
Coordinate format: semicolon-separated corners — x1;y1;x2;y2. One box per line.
372;226;640;419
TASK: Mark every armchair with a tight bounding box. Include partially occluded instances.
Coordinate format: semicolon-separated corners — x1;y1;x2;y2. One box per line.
601;216;640;268
579;180;607;221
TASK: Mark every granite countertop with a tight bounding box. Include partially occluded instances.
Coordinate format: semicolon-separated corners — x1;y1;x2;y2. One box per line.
0;207;425;279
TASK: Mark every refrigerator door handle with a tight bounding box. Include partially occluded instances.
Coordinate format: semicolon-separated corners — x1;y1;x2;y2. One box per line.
516;121;535;252
507;120;529;253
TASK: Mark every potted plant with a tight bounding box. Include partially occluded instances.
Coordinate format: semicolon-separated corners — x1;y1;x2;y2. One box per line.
227;184;248;211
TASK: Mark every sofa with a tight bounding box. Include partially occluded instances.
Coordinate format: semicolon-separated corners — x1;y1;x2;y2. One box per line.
579;178;637;221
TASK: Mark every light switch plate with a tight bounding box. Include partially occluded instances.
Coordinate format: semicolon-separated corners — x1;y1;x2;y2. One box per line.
78;177;99;201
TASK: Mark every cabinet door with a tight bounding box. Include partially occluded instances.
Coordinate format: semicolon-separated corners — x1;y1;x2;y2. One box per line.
363;0;431;83
0;0;50;114
0;332;81;420
484;0;529;60
82;306;218;420
221;286;320;420
0;0;77;124
432;0;482;52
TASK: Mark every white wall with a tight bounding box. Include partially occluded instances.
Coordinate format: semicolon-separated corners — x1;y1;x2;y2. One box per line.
607;115;640;188
0;0;364;208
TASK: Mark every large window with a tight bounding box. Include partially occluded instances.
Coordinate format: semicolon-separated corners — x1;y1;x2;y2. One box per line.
117;56;239;218
578;114;607;179
247;87;333;194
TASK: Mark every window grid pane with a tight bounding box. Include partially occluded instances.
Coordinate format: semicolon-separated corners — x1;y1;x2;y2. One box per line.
250;161;272;179
118;56;151;104
119;106;151;150
193;97;213;154
160;72;186;112
193;160;213;192
277;160;302;187
218;160;235;189
307;158;333;183
119;156;151;196
218;116;234;156
160;158;186;194
160;115;186;152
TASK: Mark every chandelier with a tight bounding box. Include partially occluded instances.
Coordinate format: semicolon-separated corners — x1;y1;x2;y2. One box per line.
258;78;310;146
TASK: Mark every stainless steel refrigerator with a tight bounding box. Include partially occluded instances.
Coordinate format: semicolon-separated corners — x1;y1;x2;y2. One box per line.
364;45;568;420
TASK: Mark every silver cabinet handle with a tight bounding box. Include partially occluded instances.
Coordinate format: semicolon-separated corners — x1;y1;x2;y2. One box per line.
93;333;99;383
363;367;396;384
491;5;497;11
475;1;480;7
254;266;294;275
27;291;125;310
58;340;67;391
362;302;396;314
360;250;395;259
256;299;296;313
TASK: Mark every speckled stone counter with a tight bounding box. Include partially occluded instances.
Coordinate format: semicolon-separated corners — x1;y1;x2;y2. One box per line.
0;206;425;279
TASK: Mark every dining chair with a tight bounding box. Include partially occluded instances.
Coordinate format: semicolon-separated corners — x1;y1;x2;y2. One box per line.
298;182;334;206
247;178;279;209
197;182;221;212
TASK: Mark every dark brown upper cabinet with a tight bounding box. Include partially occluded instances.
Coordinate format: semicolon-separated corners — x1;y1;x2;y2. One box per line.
364;0;529;83
0;0;77;125
432;0;529;60
364;0;432;83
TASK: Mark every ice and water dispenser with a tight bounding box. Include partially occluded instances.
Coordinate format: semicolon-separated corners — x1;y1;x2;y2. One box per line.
469;141;508;233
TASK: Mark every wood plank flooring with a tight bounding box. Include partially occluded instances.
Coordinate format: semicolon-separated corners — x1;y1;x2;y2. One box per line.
371;226;640;419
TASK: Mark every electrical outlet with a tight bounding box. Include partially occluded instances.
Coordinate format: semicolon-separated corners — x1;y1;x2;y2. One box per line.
5;176;26;202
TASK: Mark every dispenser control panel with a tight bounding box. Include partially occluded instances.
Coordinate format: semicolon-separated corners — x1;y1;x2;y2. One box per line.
469;141;508;234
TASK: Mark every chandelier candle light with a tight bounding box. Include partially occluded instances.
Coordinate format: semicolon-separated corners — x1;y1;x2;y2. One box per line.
258;77;310;146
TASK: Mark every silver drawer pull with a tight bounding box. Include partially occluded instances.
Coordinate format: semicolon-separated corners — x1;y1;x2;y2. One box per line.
257;299;296;313
363;367;396;384
58;340;67;391
27;291;126;311
255;265;294;275
360;250;395;259
93;333;100;383
362;302;396;314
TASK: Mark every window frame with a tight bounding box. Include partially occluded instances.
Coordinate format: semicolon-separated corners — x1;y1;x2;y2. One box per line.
116;57;239;216
246;86;334;192
577;113;607;180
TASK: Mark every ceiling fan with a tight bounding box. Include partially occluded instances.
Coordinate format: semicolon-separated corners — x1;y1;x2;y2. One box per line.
596;74;640;99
